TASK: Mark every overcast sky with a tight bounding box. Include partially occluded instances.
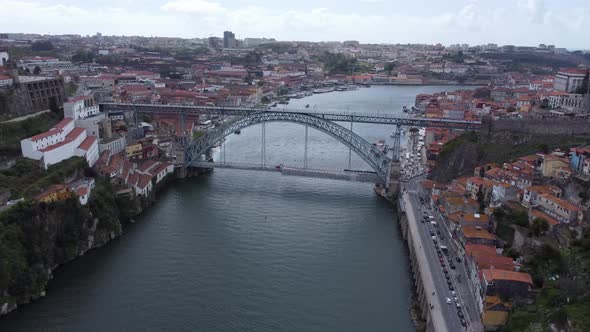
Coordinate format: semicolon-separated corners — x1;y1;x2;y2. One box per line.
1;0;589;49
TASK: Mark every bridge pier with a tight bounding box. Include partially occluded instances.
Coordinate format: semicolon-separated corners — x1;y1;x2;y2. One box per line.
374;160;401;201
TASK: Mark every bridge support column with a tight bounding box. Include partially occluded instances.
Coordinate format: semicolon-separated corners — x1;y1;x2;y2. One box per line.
304;125;308;168
261;122;266;166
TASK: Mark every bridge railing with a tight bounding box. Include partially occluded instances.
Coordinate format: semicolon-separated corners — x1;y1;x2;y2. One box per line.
99;103;482;129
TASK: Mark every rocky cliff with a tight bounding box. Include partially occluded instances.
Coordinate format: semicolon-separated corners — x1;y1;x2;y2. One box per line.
0;182;140;316
430;130;590;183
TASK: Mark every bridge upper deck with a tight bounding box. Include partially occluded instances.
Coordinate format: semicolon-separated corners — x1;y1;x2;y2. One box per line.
99;103;482;130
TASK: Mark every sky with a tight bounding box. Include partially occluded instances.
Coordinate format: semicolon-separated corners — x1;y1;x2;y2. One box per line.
1;0;589;49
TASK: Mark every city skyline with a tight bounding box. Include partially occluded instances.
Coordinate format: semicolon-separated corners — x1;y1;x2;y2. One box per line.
1;0;589;49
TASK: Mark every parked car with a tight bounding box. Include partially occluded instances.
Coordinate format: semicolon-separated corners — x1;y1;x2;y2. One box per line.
456;257;462;263
458;311;464;319
450;263;456;269
460;318;466;326
445;297;452;304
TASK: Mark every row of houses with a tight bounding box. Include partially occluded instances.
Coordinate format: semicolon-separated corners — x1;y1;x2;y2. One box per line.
94;150;174;197
421;180;534;330
34;178;95;206
420;148;588;330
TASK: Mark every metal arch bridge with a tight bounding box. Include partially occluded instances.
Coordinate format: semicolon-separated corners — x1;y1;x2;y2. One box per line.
184;111;392;182
98;103;483;130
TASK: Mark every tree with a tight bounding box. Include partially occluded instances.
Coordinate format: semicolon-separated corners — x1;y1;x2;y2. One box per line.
31;40;54;51
33;66;41;75
71;50;94;63
531;218;549;236
510;210;529;227
384;62;396;75
574;70;589;95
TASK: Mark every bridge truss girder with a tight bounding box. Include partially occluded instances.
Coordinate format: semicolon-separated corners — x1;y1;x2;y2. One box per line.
185;112;392;181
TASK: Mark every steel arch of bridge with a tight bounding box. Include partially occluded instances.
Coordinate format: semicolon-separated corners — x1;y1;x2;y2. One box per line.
185;112;392;181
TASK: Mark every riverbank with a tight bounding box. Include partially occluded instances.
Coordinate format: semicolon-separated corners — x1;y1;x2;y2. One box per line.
0;162;191;317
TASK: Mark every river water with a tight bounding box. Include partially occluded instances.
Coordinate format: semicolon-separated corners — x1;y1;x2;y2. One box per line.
1;85;465;332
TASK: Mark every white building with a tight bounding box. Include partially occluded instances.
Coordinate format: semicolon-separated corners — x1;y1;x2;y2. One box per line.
0;74;13;87
0;51;8;65
554;68;587;93
20;117;99;169
64;96;100;120
99;136;126;154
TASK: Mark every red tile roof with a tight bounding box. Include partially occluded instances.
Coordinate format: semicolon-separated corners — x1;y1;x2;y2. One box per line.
76;187;88;196
136;173;153;190
473;253;515;271
530;209;559;226
29;128;61;142
65;127;85;140
77;136;97;151
465;244;497;257
54;117;74;130
540;194;583;212
137;160;159;173
482;268;533;285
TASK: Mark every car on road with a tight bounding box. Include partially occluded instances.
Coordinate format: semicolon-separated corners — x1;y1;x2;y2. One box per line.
445;297;452;304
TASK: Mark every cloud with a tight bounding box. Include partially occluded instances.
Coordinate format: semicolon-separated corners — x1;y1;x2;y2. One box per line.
518;0;546;23
160;0;226;14
0;0;589;48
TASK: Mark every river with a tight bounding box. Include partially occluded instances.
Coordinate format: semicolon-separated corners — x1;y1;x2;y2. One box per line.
1;85;467;331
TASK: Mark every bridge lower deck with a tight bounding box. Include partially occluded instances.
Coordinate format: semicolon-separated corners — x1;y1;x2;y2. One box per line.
189;162;382;183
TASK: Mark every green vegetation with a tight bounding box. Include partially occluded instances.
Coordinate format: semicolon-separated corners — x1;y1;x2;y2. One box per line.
384;62;397;75
438;131;479;159
431;130;590;182
531;218;549;237
0;157;87;199
31;40;54;52
0;157;142;306
0;111;62;157
193;130;205;139
574;70;589;95
71;49;95;63
502;229;590;331
493;208;527;247
318;52;368;75
65;82;78;97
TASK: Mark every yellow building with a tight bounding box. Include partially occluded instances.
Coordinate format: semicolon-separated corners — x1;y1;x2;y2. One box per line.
542;155;569;178
483;296;511;331
125;143;143;160
34;184;71;203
